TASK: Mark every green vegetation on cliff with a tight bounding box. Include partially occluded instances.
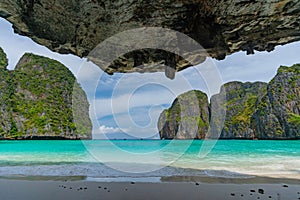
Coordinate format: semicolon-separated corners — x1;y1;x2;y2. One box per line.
219;82;267;138
158;90;209;139
0;48;8;67
159;64;300;139
0;48;91;139
288;113;300;126
252;64;300;138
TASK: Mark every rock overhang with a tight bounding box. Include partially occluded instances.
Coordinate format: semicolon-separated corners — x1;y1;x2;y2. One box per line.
1;0;299;78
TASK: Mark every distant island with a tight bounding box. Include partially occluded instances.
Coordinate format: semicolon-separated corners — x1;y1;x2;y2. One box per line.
0;47;91;139
158;64;300;139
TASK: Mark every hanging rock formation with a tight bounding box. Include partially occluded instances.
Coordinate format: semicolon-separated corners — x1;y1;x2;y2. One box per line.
0;0;299;76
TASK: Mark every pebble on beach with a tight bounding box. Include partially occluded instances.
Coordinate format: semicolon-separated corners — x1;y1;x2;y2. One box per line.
258;189;264;194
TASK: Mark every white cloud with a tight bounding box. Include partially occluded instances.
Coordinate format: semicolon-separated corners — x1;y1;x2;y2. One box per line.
104;105;164;137
92;88;174;119
97;125;124;134
100;59;220;96
92;59;222;118
215;42;300;83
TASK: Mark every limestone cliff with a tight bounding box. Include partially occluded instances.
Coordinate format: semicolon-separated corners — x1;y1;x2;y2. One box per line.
0;0;299;75
251;64;300;139
158;64;300;139
0;48;92;139
158;90;209;139
216;81;267;139
0;48;13;134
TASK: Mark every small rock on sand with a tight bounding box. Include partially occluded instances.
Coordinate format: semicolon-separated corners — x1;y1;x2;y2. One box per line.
258;189;264;194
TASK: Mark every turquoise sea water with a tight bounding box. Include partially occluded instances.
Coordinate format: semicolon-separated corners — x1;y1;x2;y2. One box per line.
0;140;299;179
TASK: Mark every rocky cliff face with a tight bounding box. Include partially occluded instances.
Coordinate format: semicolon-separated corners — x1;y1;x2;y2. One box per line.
216;81;267;139
0;48;92;139
0;48;13;134
0;0;299;75
158;64;300;139
158;90;209;139
251;64;300;139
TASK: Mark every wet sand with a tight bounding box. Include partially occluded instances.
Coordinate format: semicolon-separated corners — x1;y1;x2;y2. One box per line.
0;178;299;200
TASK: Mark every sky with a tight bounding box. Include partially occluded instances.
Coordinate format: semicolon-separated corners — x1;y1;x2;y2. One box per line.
1;17;300;139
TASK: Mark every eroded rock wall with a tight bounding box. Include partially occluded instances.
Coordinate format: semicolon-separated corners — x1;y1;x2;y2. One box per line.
0;0;299;74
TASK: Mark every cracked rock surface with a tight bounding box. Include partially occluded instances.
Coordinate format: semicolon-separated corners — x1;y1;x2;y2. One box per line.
1;0;299;75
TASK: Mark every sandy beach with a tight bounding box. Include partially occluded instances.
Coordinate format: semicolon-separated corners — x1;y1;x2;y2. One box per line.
0;141;299;199
0;176;299;200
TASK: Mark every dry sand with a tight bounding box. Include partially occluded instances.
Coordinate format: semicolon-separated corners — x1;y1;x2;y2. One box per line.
0;177;299;200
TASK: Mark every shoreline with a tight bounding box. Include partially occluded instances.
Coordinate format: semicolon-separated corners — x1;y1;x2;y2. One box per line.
1;138;300;140
1;174;300;184
0;136;90;140
0;176;299;200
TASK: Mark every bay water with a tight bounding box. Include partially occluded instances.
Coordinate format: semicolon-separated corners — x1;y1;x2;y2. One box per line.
0;140;299;180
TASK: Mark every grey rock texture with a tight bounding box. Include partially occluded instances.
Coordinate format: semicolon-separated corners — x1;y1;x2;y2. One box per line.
251;64;300;139
158;64;300;139
0;48;13;134
216;81;267;139
0;0;299;75
158;90;209;139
